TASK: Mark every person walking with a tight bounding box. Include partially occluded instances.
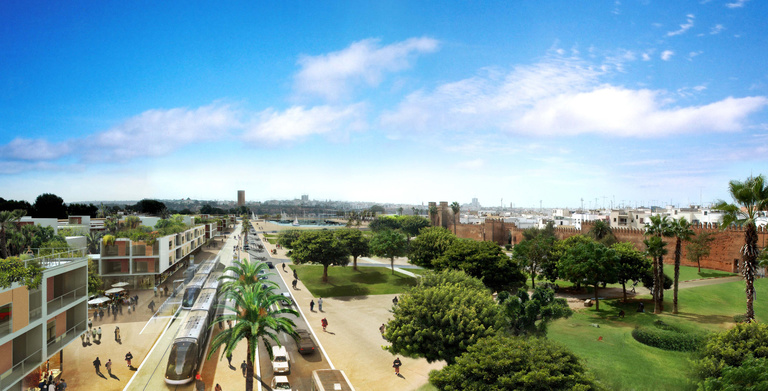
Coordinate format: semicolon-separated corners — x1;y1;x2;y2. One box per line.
240;360;247;377
393;357;402;375
379;323;386;335
281;263;286;272
97;327;102;341
154;286;158;297
318;298;323;311
105;359;112;376
57;379;67;391
195;374;204;391
310;300;315;312
215;384;222;391
91;327;96;341
292;279;297;289
114;326;120;343
93;357;101;374
149;300;155;313
321;317;328;332
125;351;133;368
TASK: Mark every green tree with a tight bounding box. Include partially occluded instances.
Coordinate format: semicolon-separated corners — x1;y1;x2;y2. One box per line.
698;356;768;391
645;215;673;314
0;209;26;259
276;229;302;249
209;263;297;391
399;215;431;240
714;174;768;322
334;228;370;271
289;230;350;282
32;193;67;219
134;199;166;216
670;218;694;314
693;322;768;382
450;201;460;235
550;234;594;287
0;256;43;289
67;203;98;217
436;239;526;293
429;335;599;391
418;269;488;291
589;220;617;246
368;216;401;232
88;258;103;294
611;242;651;302
429;204;438;224
497;287;572;336
384;277;503;364
687;231;716;273
512;233;555;289
558;240;619;311
643;235;668;314
369;229;408;274
407;226;457;268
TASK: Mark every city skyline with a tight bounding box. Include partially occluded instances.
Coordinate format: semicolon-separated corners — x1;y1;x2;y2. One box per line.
1;1;767;208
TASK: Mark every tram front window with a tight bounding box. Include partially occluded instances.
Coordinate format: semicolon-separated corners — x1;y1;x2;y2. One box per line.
166;341;198;380
182;288;200;307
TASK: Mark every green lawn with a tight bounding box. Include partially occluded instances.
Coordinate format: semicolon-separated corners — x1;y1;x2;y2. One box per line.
291;265;418;297
663;264;737;282
547;278;768;390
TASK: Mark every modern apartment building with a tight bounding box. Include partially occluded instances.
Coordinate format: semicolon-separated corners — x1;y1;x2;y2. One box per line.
0;249;88;391
97;223;215;289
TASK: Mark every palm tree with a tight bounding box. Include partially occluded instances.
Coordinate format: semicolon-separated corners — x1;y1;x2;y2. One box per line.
208;281;298;391
714;175;768;322
670;218;694;314
0;209;26;259
85;231;103;254
450;202;460;234
645;215;673;314
124;215;141;230
588;220;613;242
643;236;668;314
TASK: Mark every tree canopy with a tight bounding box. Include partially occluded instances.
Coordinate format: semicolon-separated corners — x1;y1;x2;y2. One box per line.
694;322;768;385
369;229;408;274
289;230;350;282
276;229;302;249
435;239;525;292
32;193;67;219
513;233;555;289
497;286;572;336
428;334;599;391
611;242;651;302
558;240;619;310
407;226;457;268
133;199;167;216
384;274;504;364
334;228;370;270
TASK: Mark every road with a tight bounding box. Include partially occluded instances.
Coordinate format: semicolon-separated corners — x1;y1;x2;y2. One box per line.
244;226;332;391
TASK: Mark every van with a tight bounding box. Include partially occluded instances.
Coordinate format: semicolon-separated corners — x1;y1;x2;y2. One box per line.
271;346;290;374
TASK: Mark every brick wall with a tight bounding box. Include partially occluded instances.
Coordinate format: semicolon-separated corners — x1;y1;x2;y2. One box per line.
450;220;768;273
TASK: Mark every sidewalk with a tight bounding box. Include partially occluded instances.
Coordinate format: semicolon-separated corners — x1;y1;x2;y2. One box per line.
278;258;443;391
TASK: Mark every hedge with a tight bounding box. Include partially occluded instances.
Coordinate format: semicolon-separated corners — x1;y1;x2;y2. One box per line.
632;320;705;352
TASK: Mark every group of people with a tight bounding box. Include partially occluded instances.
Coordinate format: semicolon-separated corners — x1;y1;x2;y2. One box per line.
37;376;66;391
309;297;323;312
92;352;134;376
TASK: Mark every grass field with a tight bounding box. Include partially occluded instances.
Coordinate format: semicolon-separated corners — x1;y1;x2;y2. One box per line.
547;277;768;390
291;264;418;297
551;265;737;292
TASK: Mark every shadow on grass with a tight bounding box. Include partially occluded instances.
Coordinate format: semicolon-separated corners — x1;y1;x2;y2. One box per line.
351;271;388;284
672;312;733;324
696;271;738;279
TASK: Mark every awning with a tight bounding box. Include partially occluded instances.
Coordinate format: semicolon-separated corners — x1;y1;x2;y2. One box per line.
111;282;130;288
88;297;110;305
105;287;125;294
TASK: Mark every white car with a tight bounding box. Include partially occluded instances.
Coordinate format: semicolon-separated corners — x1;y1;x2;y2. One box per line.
271;346;290;374
271;375;292;390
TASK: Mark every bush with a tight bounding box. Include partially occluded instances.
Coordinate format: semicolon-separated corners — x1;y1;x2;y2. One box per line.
693;322;768;380
632;321;705;352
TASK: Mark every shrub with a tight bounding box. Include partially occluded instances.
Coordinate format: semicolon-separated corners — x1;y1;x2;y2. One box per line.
632;321;705;352
693;322;768;380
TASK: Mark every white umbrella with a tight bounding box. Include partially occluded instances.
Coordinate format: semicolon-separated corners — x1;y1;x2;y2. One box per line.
88;297;110;305
105;287;124;294
111;282;129;288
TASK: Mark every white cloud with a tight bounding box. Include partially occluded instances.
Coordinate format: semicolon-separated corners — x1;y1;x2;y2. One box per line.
242;104;367;145
688;51;704;60
726;0;749;8
642;53;652;61
0;138;71;161
667;14;695;36
294;37;439;101
380;56;768;139
710;24;725;34
661;50;675;61
83;103;239;162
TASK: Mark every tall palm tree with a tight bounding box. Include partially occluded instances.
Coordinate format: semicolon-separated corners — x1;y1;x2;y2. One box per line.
0;209;26;259
643;236;668;314
670;218;694;314
208;282;297;391
86;231;103;254
714;174;768;322
429;205;438;226
645;215;673;313
588;220;613;241
450;202;460;234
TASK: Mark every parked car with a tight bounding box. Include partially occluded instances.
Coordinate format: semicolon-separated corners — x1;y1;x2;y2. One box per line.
271;346;290;373
271;375;292;390
295;328;316;355
266;261;274;269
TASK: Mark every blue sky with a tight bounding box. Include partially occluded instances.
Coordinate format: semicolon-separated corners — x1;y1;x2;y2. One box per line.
1;1;767;208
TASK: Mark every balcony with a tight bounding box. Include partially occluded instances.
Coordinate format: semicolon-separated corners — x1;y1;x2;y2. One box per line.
0;348;42;390
46;319;86;357
47;286;87;314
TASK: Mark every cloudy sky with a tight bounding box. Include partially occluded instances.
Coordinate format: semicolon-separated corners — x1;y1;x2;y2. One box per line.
1;1;767;209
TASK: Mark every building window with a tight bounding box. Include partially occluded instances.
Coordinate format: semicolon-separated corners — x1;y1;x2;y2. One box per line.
0;303;11;335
